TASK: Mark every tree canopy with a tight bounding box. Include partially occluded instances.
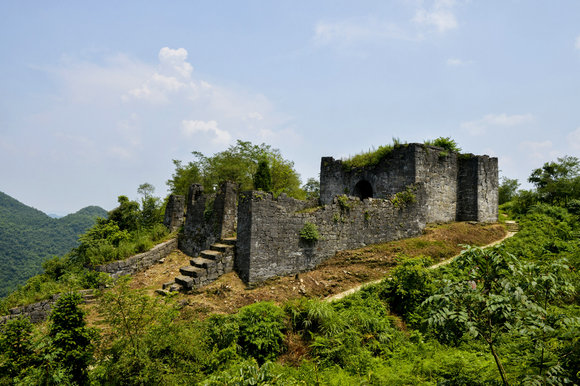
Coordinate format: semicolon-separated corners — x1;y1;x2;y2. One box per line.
528;155;580;205
167;140;305;199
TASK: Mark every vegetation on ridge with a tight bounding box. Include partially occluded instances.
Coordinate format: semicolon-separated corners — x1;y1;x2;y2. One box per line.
167;140;306;199
0;192;107;297
341;136;462;171
0;183;168;312
1;142;579;384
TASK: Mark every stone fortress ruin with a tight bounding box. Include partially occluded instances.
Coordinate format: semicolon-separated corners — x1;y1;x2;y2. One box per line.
163;143;498;292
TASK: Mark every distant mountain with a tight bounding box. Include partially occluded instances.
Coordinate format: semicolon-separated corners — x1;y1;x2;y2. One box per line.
0;191;108;297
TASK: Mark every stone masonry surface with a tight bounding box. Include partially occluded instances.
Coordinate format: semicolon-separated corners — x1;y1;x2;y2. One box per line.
236;186;428;284
165;142;498;289
0;289;95;325
95;238;177;278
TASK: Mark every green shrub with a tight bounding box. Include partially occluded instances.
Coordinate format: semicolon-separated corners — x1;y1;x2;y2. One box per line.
424;137;462;153
236;302;287;364
150;223;169;241
285;298;345;338
337;194;350;211
207;314;240;350
391;186;417;208
300;222;320;242
377;255;435;323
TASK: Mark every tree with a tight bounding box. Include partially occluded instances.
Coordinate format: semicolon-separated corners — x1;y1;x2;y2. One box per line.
303;178;320;201
528;155;580;205
108;195;141;231
137;183;163;228
253;159;272;192
0;316;36;380
167;140;305;199
423;246;528;385
49;292;96;384
498;177;520;205
166;159;201;196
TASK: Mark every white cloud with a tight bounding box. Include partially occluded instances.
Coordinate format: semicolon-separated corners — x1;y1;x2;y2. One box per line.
312;1;461;48
461;113;535;136
124;47;194;104
313;19;408;45
158;47;193;78
519;140;559;163
567;127;580;150
48;53;153;105
413;0;459;33
247;112;264;121
575;35;580;50
181;120;232;145
446;58;472;66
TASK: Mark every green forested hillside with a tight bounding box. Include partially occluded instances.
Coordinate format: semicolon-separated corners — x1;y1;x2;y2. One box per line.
0;192;107;297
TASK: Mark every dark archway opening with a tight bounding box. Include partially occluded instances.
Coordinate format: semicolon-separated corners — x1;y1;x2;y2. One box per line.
354;180;373;200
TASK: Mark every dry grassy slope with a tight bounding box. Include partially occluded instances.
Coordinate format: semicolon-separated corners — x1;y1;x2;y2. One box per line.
121;222;506;320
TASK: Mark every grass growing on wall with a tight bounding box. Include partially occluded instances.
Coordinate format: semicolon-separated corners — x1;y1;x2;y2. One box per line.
341;144;395;170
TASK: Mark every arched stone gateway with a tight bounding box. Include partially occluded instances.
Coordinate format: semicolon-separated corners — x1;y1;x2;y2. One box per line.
354;180;373;200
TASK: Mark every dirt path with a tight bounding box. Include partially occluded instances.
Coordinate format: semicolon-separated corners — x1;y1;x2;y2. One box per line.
325;230;517;302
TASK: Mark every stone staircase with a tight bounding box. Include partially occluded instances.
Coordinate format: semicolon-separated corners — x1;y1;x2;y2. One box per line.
161;238;236;293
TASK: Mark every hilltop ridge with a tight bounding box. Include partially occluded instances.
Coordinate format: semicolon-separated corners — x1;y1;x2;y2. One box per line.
0;191;107;297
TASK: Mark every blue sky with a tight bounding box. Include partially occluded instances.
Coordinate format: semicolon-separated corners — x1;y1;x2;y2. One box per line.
1;1;579;215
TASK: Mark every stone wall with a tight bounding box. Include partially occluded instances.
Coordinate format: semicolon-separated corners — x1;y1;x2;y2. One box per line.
320;143;497;223
456;156;479;221
236;185;427;284
163;194;185;232
95;238;177;278
414;146;458;223
0;289;94;325
320;144;416;205
179;182;238;258
476;156;499;222
456;155;498;222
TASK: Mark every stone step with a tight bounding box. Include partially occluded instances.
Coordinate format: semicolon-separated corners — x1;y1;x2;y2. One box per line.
175;275;194;289
221;237;237;246
190;257;216;269
201;250;222;260
210;243;234;253
155;289;170;296
179;265;205;278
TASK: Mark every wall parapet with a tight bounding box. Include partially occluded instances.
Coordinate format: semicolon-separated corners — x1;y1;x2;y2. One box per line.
236;185;428;284
0;289;95;325
95;238;178;278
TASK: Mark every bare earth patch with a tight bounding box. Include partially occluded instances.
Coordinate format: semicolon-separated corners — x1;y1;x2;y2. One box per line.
120;222;506;319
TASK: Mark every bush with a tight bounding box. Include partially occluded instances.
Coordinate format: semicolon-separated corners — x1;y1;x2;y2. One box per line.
236;302;287;364
424;137;462;153
377;256;435;323
300;222;320;242
285;298;345;338
207;314;240;350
